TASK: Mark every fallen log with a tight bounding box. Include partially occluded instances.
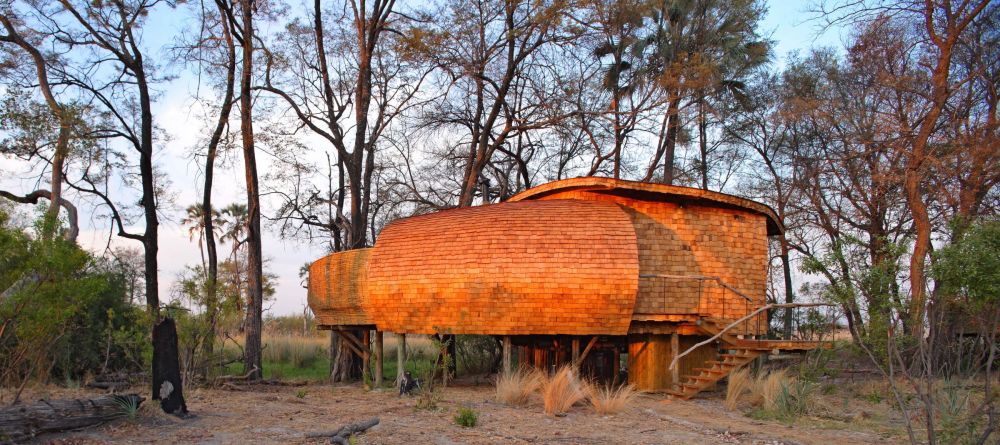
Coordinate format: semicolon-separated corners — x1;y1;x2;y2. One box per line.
0;394;143;443
305;417;379;444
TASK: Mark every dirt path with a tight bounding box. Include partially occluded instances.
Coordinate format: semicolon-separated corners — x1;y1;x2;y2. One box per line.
32;384;904;445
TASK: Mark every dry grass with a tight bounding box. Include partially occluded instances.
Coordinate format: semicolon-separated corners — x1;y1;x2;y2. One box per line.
757;369;790;411
262;334;327;368
541;366;587;415
725;367;754;410
495;367;543;406
585;383;639;415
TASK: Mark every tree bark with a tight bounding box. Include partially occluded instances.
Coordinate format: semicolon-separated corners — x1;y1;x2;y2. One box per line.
152;318;187;415
0;394;144;442
239;0;264;380
201;0;237;358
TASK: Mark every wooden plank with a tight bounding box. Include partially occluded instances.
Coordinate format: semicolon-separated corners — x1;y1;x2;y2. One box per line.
575;336;598;366
670;332;679;389
334;330;367;357
362;330;371;387
374;330;383;387
502;336;512;374
396;333;407;386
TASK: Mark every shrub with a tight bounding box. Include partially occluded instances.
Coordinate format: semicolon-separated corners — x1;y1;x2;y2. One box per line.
495;367;542;406
541;366;587;415
586;383;639;415
0;213;147;395
725;367;753;410
454;407;478;427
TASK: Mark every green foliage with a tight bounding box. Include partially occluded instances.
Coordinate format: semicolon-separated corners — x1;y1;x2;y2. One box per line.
933;219;1000;307
295;389;308;399
454;335;499;375
751;378;815;421
113;395;142;420
454;406;478;427
934;381;983;445
863;388;883;405
0;211;147;387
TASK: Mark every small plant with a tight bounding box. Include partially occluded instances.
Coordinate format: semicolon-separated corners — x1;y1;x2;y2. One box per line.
495;367;542;406
541;366;587;415
820;383;837;395
454;406;478;427
113;395;141;420
414;387;442;410
863;388;883;405
586;383;639;415
746;370;814;421
295;389;308;399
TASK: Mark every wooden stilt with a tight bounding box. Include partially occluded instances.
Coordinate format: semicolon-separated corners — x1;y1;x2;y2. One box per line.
396;333;406;386
502;336;512;374
361;330;371;388
374;331;383;388
612;347;620;385
571;338;580;364
670;332;680;388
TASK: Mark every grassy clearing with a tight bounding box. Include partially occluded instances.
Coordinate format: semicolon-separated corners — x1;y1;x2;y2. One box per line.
214;333;442;384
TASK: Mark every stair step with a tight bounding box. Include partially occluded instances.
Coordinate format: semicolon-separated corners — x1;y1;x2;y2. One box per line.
692;367;727;374
720;352;758;359
705;360;739;367
686;375;720;382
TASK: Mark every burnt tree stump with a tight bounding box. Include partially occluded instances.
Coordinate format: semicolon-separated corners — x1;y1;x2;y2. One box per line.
152;317;187;415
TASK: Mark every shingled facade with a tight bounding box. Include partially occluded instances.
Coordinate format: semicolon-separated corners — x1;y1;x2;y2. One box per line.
307;177;811;394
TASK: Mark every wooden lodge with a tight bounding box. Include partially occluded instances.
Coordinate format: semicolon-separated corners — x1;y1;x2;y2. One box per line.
307;177;825;398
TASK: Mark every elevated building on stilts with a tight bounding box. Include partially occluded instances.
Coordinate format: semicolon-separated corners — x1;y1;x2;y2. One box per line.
307;177;827;398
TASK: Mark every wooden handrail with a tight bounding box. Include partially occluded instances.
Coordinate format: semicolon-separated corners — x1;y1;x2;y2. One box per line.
668;302;835;371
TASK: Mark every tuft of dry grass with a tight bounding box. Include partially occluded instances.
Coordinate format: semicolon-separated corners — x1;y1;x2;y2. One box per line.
725;367;753;410
586;383;639;415
495;367;542;406
541;366;587;415
757;369;790;411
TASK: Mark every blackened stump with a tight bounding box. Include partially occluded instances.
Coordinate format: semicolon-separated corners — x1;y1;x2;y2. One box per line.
152;318;188;415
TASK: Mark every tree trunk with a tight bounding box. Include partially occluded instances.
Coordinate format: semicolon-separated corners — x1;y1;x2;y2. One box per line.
239;0;264;380
698;97;708;190
780;237;795;339
662;97;681;185
0;394;144;443
201;0;237;359
152;318;187;415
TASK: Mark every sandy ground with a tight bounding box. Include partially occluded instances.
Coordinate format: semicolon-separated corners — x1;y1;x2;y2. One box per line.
21;381;906;445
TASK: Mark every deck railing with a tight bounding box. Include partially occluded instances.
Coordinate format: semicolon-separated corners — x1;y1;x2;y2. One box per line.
637;274;766;336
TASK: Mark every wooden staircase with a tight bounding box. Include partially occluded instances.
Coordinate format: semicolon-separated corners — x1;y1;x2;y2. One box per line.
666;318;829;400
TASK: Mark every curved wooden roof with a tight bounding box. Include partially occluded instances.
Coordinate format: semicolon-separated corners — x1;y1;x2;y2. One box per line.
363;199;640;335
307;248;372;326
508;177;783;235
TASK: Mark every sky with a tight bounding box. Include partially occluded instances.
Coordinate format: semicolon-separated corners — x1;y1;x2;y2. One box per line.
2;0;845;316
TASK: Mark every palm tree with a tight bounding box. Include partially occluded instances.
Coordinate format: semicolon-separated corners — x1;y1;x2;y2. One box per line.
219;203;249;328
639;0;770;186
180;203;222;275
